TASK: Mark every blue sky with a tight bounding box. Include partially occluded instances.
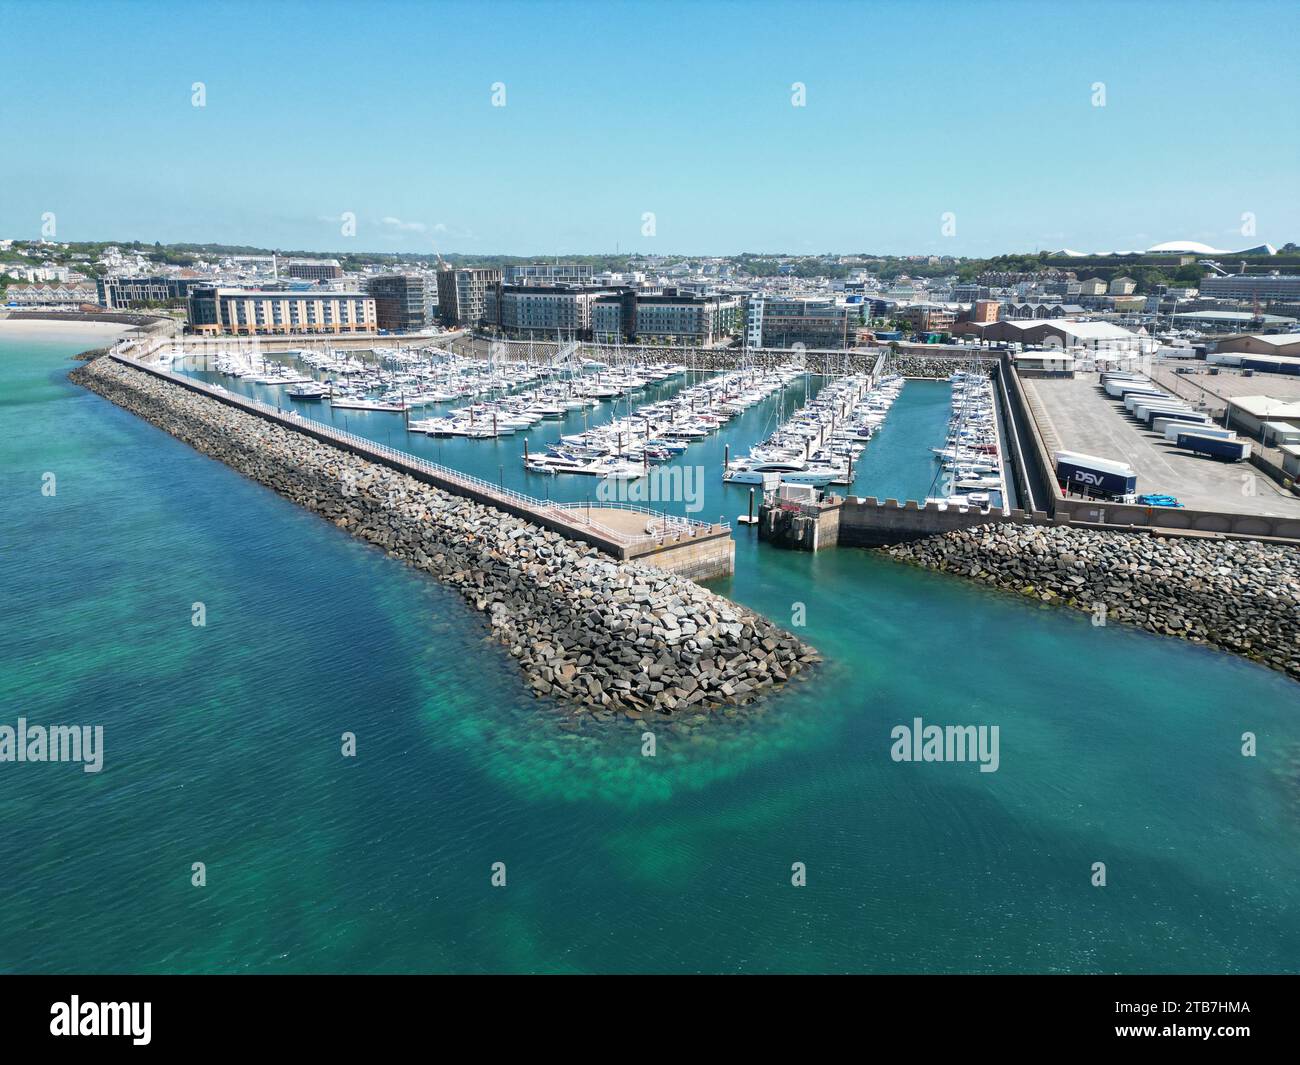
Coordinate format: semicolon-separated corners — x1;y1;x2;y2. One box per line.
1;0;1296;256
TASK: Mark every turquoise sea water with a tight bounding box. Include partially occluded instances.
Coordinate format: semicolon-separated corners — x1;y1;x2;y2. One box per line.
2;332;1298;974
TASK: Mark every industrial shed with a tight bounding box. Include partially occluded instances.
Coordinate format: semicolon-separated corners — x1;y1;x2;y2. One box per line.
957;318;1145;351
1223;395;1300;437
1211;333;1300;358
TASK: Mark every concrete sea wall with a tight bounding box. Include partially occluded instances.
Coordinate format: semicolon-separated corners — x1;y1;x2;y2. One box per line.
71;357;820;719
885;522;1299;681
4;309;174;329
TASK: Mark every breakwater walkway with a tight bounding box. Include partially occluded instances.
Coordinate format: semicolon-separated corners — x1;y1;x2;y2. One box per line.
106;345;736;580
72;355;819;717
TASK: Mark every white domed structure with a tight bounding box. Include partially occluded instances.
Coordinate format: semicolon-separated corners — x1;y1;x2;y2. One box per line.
1147;240;1226;255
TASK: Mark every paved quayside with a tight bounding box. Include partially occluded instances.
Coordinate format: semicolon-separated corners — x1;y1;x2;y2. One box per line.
71;354;821;718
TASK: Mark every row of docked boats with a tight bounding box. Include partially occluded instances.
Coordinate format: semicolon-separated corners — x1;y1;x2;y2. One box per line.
926;370;1004;508
406;366;685;438
206;342;695;417
722;373;905;488
522;365;805;479
210;355;315;387
300;348;557;409
210;346;572;410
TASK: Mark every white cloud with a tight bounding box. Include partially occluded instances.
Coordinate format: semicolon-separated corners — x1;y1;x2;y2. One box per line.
431;221;479;242
380;216;428;233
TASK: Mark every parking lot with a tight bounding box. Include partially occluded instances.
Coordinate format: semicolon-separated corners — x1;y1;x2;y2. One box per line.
1022;374;1300;517
1150;363;1300;415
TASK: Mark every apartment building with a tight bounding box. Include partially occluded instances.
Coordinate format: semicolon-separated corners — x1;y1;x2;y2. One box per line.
591;290;741;345
97;276;200;309
1000;301;1086;320
4;281;98;307
283;258;343;281
436;267;502;326
366;274;436;333
475;283;743;345
1201;274;1300;304
634;292;740;344
1043;279;1083;298
900;302;958;333
6;263;74;283
502;263;595;286
484;284;603;336
187;287;376;335
746;295;857;350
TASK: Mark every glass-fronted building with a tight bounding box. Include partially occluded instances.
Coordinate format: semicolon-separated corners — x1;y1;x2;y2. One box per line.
98;276;200;309
366;274;436;333
746;296;857;350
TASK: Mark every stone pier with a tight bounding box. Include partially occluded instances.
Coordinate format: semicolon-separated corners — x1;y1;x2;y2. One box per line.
71;354;819;717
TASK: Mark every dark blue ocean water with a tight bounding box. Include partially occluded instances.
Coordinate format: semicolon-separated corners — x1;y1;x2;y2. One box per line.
3;331;1298;974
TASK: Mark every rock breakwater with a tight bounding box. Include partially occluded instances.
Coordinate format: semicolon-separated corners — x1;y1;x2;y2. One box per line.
72;357;820;717
885;522;1299;680
893;353;995;378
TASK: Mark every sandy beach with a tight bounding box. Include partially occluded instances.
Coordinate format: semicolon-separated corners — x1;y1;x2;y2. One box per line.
0;317;137;346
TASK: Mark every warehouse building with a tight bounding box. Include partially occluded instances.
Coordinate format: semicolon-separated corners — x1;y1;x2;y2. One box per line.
956;318;1146;352
1011;351;1076;377
1222;395;1300;438
1172;310;1297;332
1210;333;1300;358
1280;444;1300;480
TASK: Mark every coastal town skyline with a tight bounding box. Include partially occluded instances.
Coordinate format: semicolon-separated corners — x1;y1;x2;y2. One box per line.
5;234;1296;261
